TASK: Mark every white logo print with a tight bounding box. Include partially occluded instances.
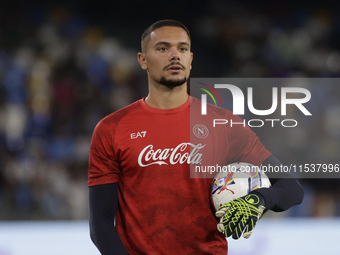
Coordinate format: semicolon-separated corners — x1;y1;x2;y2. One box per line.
131;131;147;139
138;143;205;167
193;124;209;139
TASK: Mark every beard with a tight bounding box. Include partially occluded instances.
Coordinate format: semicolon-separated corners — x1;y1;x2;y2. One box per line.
159;76;187;88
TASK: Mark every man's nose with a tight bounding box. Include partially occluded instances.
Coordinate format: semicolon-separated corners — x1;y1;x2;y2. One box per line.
169;48;180;61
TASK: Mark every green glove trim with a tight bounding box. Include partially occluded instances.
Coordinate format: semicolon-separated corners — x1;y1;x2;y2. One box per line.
216;193;266;239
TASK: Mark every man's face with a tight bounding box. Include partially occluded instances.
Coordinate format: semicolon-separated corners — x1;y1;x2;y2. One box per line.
138;26;193;88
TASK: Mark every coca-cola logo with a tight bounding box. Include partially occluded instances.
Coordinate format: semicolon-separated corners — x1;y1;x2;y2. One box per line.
138;143;205;167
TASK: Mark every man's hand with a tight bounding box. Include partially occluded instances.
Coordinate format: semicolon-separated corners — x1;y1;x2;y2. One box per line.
215;192;266;239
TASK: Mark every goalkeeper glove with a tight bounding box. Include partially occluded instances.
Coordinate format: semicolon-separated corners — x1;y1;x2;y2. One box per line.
215;192;266;239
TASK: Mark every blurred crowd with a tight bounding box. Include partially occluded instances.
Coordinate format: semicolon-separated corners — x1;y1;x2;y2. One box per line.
0;1;339;220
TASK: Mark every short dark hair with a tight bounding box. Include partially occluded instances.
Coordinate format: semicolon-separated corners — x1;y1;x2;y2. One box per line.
141;19;191;52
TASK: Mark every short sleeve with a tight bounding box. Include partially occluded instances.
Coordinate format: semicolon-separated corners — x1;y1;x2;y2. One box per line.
88;119;120;187
227;115;271;166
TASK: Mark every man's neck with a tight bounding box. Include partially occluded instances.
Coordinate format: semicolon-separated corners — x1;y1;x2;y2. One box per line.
145;83;189;109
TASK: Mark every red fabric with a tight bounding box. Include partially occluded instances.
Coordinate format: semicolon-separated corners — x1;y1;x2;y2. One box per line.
88;96;270;254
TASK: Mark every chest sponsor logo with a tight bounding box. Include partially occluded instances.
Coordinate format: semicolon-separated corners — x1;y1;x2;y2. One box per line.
138;143;205;167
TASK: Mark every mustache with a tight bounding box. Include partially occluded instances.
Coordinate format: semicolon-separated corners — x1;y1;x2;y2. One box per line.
163;62;185;71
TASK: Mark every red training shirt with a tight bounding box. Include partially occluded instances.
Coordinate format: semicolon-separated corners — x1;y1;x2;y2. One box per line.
88;96;270;254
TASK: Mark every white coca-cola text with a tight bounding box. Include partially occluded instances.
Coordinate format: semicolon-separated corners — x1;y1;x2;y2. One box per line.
137;143;205;167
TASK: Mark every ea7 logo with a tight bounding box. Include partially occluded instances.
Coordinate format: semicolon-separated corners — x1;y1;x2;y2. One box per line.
131;131;147;139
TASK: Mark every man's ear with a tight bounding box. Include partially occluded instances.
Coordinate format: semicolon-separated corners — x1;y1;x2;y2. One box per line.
137;52;147;70
190;52;193;70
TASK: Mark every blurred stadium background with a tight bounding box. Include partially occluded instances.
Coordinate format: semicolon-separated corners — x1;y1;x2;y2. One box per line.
0;0;339;254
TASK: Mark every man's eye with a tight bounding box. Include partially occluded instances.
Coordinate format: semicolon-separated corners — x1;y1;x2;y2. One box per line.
180;47;188;52
158;47;167;51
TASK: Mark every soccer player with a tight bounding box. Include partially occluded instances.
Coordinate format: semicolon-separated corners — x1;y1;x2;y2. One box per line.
88;20;304;254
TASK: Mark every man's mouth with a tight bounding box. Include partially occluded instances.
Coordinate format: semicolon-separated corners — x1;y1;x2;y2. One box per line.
164;62;185;71
168;65;183;71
